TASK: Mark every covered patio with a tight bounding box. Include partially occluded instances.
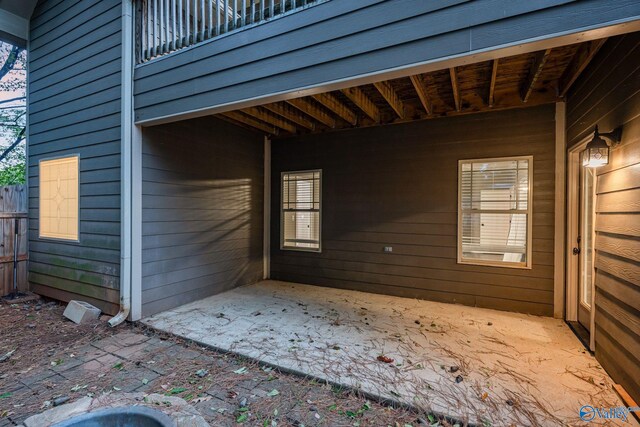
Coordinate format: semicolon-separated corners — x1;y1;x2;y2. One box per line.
142;280;631;426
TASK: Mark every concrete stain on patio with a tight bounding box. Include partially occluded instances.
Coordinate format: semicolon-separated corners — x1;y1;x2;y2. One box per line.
143;280;636;427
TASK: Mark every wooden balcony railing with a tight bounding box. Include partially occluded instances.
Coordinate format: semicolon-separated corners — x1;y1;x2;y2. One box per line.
136;0;323;63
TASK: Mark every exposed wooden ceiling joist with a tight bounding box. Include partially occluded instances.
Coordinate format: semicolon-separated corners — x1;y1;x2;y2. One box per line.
341;87;381;123
214;38;606;138
242;106;297;133
222;111;279;135
262;102;316;131
409;74;432;115
311;93;358;126
488;59;499;107
558;39;607;97
449;67;460;112
520;49;552;103
373;81;406;119
286;98;336;128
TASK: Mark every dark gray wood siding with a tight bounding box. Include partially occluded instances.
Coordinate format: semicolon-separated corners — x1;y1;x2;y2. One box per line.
271;105;556;316
133;0;640;125
27;0;122;314
567;33;640;403
141;117;264;317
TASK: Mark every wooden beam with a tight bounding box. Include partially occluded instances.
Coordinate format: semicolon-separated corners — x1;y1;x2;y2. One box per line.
409;74;432;115
311;93;358;126
449;67;460;112
373;81;405;119
286;98;336;128
242;106;297;133
221;111;278;135
520;49;552;103
613;384;640;423
558;39;607;97
488;59;499;107
262;102;316;131
341;87;380;122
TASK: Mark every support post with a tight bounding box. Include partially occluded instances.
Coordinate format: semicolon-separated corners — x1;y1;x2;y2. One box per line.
554;102;566;319
263;136;271;279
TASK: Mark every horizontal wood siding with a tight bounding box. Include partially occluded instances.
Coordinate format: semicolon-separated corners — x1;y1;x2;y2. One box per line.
141;117;264;317
271;105;556;316
27;0;122;315
133;0;640;124
566;33;640;403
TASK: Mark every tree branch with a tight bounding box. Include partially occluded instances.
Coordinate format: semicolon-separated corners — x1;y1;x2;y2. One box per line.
0;46;23;82
0;96;25;105
0;127;25;162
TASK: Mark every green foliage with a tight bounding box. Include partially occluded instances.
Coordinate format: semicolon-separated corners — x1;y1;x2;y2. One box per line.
0;160;25;185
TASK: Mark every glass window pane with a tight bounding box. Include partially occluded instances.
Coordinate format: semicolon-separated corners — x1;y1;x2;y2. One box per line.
282;170;321;251
459;157;530;267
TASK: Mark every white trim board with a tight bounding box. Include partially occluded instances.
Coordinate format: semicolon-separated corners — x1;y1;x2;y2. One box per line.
554;102;566;319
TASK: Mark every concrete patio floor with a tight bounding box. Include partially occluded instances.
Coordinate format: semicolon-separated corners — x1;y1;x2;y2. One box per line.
143;280;635;426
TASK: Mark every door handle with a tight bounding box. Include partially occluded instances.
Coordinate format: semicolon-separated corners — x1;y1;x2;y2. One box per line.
572;247;581;255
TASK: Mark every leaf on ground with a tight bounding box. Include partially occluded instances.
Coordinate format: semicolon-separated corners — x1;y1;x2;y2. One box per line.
0;349;15;363
0;392;12;399
236;413;248;423
267;389;279;397
112;362;124;370
142;378;149;385
112;386;121;391
233;367;248;374
195;369;208;378
51;358;64;366
168;387;187;395
376;355;394;364
70;384;87;392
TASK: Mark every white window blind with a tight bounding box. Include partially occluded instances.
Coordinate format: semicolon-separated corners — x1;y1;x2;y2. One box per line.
281;170;321;251
39;156;80;241
458;157;532;268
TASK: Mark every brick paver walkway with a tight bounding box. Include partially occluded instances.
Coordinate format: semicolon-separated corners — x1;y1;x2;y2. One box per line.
2;327;421;426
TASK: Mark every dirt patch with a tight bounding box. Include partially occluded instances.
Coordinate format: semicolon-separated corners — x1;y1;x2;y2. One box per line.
0;300;462;426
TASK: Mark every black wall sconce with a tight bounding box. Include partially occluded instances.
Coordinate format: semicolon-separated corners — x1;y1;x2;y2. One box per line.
582;125;622;168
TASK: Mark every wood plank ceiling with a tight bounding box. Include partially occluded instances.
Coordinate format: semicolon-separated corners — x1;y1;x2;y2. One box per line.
216;38;607;137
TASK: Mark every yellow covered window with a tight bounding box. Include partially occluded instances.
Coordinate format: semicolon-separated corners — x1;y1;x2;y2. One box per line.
39;156;79;241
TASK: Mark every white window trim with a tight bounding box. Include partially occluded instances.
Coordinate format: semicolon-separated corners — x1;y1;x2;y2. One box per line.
280;169;322;253
38;154;81;243
457;155;533;269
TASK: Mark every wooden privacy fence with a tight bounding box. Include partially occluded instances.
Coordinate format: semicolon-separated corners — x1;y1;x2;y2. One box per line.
1;185;27;297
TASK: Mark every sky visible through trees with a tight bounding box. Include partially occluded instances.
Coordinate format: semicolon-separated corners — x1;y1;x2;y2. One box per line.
0;42;26;185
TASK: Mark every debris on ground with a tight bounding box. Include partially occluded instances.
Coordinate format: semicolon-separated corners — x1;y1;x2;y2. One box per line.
377;355;394;363
0;300;449;426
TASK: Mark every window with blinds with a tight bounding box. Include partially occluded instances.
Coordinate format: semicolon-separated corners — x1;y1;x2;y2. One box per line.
281;170;321;251
39;155;80;241
458;156;532;268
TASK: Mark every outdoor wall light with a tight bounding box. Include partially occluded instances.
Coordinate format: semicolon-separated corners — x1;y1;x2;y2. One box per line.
582;125;622;168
